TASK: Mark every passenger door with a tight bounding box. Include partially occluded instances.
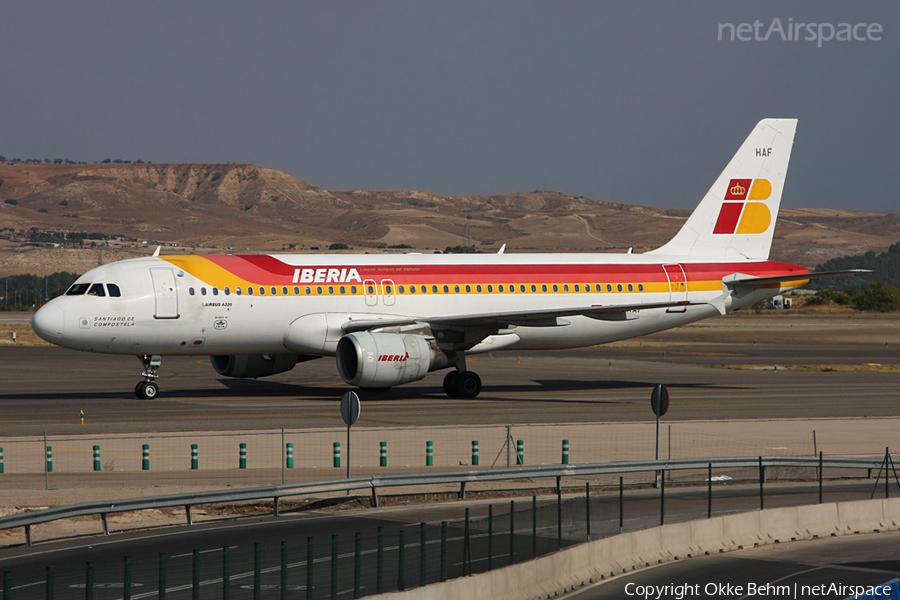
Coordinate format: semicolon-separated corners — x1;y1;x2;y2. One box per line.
150;267;180;319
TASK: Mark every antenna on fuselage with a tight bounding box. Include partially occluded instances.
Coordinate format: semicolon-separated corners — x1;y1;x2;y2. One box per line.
152;246;161;257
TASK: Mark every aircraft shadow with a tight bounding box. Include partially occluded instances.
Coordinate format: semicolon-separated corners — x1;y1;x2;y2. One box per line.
0;378;744;403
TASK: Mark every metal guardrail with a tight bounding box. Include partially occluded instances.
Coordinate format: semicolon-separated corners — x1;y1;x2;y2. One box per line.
0;455;885;546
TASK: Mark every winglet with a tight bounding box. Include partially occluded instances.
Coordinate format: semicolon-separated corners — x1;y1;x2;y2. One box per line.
152;246;161;257
497;244;506;255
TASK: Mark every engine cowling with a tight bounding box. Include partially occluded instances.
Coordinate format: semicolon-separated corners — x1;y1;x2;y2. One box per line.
336;332;455;388
211;354;301;378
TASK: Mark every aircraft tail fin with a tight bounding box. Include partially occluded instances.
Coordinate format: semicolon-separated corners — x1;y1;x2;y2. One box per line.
648;118;797;260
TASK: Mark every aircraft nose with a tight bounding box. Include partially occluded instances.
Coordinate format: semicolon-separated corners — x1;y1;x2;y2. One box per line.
32;303;65;341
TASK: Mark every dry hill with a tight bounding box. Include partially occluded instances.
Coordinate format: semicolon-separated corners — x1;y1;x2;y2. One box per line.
1;162;897;276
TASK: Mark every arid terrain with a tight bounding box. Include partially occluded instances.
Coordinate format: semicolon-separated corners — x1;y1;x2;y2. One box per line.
1;162;897;276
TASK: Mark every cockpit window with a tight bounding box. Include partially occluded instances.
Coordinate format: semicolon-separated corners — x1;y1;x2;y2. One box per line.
66;283;91;296
87;283;106;297
107;284;122;297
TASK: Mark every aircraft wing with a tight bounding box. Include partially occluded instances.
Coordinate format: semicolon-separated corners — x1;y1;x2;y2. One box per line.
341;299;703;333
724;269;872;288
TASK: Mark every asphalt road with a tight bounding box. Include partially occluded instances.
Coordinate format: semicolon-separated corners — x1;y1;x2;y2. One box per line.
2;314;900;435
567;530;900;599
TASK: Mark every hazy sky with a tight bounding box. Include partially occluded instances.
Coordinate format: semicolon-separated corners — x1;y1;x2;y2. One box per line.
2;2;897;212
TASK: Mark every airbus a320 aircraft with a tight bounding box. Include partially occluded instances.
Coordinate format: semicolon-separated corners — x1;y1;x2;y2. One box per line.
32;119;862;399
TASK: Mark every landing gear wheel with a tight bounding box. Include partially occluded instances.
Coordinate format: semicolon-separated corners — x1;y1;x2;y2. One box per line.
135;381;159;400
135;354;162;400
443;371;460;398
457;371;482;399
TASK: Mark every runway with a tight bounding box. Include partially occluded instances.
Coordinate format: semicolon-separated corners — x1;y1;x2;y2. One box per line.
2;314;900;435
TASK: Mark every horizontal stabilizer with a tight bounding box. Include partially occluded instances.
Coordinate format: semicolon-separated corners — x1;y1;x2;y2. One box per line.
724;269;871;288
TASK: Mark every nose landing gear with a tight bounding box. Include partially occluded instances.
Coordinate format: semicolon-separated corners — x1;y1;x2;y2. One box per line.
135;354;162;399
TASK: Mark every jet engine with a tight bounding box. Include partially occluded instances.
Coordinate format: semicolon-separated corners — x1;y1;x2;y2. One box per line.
211;354;302;378
336;332;455;389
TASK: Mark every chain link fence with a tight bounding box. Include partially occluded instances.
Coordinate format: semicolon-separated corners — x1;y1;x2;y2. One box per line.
0;423;816;487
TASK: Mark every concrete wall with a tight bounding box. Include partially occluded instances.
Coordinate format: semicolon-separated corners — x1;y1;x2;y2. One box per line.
378;498;900;600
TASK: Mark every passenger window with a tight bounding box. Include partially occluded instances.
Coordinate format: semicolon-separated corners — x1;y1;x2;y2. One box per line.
328;286;334;295
409;285;416;294
247;287;254;295
350;286;357;294
465;285;471;293
454;285;460;293
212;288;219;296
189;287;196;296
488;285;493;293
316;286;323;295
552;284;559;293
236;287;242;295
628;284;634;292
107;284;122;297
384;285;392;294
293;287;299;295
87;283;106;297
282;287;288;295
617;284;623;292
201;288;207;296
564;284;569;292
340;286;346;294
531;284;536;292
271;287;277;295
606;284;612;292
541;284;548;293
476;285;482;293
520;285;526;293
225;287;231;296
66;283;91;296
259;287;265;295
367;285;375;294
399;285;405;294
574;284;580;292
443;285;449;293
305;287;311;295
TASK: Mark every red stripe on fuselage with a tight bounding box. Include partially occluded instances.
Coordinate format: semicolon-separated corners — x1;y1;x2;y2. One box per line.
196;256;807;286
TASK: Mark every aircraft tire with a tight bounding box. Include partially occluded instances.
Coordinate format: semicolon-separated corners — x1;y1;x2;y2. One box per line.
136;381;158;400
457;372;482;399
443;371;460;398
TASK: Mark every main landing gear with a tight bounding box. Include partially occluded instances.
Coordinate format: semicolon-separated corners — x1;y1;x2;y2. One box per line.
442;355;482;400
135;354;162;399
442;370;482;398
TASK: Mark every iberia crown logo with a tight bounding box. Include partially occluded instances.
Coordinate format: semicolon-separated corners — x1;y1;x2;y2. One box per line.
714;179;772;234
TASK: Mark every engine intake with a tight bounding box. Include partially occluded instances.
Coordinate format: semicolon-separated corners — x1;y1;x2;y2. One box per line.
211;354;301;378
336;332;455;388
